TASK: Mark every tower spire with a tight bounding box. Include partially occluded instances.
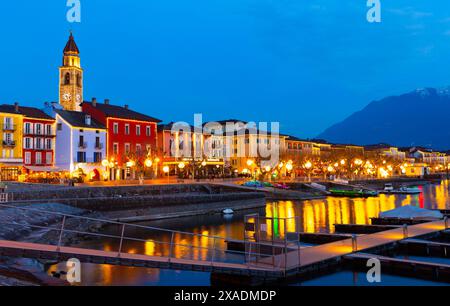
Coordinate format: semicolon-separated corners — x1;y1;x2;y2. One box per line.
63;31;80;55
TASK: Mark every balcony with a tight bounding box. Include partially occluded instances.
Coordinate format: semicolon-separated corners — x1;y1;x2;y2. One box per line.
23;129;56;137
78;142;88;149
2;140;16;147
95;143;104;150
3;125;16;132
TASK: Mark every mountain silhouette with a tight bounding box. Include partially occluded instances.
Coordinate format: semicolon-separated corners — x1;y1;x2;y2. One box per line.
317;87;450;150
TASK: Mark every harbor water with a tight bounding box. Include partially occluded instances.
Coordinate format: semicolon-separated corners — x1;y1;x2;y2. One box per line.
49;180;450;286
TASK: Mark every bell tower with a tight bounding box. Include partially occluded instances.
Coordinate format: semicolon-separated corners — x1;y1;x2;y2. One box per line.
59;32;83;111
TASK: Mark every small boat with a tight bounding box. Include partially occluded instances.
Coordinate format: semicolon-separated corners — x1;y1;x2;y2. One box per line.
329;188;378;198
384;183;394;192
223;208;234;215
242;180;264;188
380;186;422;195
263;182;274;187
273;183;290;190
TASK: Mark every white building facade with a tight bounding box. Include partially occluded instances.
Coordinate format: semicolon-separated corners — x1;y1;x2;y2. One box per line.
54;110;107;179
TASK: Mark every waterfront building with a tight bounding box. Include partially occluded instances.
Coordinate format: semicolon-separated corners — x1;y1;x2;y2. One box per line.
54;109;107;180
331;144;365;158
0;103;24;180
202;119;287;174
364;144;406;161
312;140;333;158
409;147;448;167
21;106;56;170
284;135;317;157
157;122;224;176
82;99;161;180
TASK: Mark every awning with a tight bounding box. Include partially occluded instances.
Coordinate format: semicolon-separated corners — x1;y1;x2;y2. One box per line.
25;166;63;173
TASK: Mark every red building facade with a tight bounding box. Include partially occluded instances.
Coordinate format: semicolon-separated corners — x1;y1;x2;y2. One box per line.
21;107;56;168
82;99;161;179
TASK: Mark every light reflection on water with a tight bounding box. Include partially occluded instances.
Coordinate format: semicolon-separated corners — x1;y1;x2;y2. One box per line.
49;180;450;286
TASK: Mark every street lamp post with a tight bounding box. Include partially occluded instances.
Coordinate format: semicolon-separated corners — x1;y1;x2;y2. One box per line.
163;166;170;183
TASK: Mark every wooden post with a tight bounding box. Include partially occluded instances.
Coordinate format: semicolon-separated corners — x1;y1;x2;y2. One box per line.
352;234;358;252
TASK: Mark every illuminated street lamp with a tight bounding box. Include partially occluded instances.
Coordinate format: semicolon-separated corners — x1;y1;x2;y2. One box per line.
163;166;170;183
246;159;254;167
201;160;207;167
304;161;312;182
304;161;312;169
265;166;271;172
286;163;293;172
178;162;186;170
145;159;153;168
327;166;334;172
340;159;346;166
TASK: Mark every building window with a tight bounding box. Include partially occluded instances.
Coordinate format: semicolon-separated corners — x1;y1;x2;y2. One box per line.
146;126;151;136
136;125;141;136
64;72;71;85
94;152;102;163
35;138;42;150
125;124;130;135
46;139;52;150
95;137;101;149
113;143;119;155
125;143;131;155
77;152;86;163
113;122;119;134
25;152;31;165
136;144;142;154
45;124;52;135
24;138;32;149
78;135;85;148
46;152;52;164
57;123;62;131
35;152;42;165
24;123;32;134
35;124;42;135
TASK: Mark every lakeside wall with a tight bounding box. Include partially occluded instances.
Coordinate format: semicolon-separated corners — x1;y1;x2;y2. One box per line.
9;184;266;212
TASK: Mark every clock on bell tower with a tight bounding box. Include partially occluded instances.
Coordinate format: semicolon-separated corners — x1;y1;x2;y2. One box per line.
59;32;83;112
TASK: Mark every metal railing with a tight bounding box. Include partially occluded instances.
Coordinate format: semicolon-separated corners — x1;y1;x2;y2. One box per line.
23;130;56;136
0;203;286;272
2;140;16;147
2;124;16;131
78;142;88;149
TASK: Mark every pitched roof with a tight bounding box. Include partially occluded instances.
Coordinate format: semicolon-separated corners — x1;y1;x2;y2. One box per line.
284;135;313;143
64;32;80;54
82;101;162;123
0;104;54;120
158;122;196;132
55;110;106;129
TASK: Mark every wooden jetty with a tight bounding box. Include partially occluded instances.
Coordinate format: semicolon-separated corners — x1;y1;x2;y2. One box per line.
334;223;401;234
344;252;450;283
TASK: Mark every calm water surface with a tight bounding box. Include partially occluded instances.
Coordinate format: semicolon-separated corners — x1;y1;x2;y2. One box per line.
49;180;450;286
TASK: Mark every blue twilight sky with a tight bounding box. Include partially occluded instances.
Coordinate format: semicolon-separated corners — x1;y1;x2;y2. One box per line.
1;1;450;137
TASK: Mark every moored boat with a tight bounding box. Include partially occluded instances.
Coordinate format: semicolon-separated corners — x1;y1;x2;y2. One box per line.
329;188;378;198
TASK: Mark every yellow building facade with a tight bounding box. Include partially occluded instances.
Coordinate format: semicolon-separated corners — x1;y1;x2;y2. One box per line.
0;104;24;180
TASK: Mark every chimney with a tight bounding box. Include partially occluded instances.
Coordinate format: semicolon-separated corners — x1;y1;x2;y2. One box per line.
124;104;129;110
85;114;91;126
14;102;19;113
92;97;97;107
104;99;110;105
